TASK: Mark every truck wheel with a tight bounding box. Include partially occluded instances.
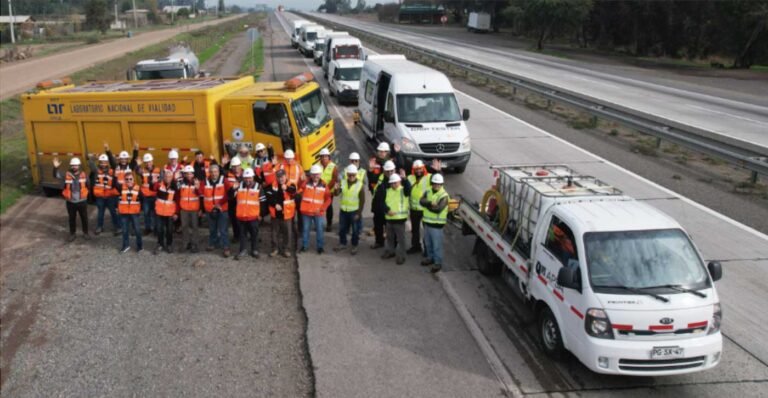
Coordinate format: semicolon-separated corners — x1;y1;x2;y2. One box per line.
476;238;501;276
454;163;467;173
43;187;60;197
538;307;566;359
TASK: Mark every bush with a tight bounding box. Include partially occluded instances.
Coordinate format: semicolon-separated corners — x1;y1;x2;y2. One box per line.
85;34;101;44
377;3;399;22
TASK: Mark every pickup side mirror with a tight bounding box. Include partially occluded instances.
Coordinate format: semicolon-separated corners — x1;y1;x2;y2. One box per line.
462;108;470;121
557;267;580;290
707;261;722;282
383;111;394;123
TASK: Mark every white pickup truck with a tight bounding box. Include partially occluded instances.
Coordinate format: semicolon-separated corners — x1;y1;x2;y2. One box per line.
458;164;723;375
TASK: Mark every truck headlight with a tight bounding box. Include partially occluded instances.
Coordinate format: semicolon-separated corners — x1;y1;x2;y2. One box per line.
462;136;471;151
708;302;722;335
585;308;614;339
400;137;418;152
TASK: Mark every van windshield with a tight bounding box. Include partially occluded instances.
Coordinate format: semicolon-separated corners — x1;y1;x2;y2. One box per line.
585;229;710;294
291;88;331;136
314;42;326;51
136;68;185;80
334;45;359;59
396;93;462;123
306;32;317;41
337;67;361;81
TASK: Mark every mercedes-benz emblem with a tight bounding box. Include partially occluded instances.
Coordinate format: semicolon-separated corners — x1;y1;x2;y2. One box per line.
435;143;445;153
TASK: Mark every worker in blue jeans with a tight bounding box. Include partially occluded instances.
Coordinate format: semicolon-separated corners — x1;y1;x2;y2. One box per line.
420;173;449;273
334;164;365;255
300;165;331;254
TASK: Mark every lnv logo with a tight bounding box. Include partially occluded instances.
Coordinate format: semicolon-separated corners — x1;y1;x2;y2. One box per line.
47;103;64;114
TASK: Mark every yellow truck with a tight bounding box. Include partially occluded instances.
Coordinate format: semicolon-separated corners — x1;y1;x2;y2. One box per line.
22;74;336;191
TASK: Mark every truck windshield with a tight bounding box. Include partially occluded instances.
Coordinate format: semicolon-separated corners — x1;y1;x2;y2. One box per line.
305;32;317;41
291;88;331;136
334;45;359;59
337;67;361;81
585;229;710;294
396;93;462;123
136;69;185;80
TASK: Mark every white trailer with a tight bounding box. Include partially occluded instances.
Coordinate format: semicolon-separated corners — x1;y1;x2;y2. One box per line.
467;12;491;33
457;164;723;375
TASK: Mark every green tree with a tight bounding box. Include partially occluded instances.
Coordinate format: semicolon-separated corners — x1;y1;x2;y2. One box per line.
84;0;110;33
503;0;592;50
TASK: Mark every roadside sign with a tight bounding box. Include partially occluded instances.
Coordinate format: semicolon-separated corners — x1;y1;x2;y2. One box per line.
440;15;447;25
247;28;260;41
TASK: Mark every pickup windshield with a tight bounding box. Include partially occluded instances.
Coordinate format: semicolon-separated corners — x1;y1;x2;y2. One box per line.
336;67;361;81
396;93;462;123
136;69;185;80
586;229;710;294
291;88;331;136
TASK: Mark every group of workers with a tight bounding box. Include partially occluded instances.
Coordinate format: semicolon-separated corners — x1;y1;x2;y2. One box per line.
53;141;450;272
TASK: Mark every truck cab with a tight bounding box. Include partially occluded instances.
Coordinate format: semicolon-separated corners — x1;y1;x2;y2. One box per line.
328;59;363;104
131;46;200;80
322;34;360;77
220;73;335;170
298;24;325;57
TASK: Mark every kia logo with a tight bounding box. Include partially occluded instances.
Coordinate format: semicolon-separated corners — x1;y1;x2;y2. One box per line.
435;143;445;153
659;317;674;325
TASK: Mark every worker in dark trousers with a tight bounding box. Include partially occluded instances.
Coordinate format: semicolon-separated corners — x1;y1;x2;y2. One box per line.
53;157;90;242
234;168;263;260
371;161;411;250
225;155;244;243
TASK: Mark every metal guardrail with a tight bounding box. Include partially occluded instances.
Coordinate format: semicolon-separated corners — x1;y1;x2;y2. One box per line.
298;12;768;179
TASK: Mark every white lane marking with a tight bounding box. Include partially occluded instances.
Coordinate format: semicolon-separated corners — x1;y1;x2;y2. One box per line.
686;104;768;126
457;90;768;241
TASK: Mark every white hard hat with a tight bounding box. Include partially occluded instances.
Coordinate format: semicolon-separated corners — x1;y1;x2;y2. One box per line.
143;153;153;162
412;159;424;168
383;160;396;171
310;164;323;175
319;148;331;156
255;143;266;151
168;150;179;159
345;164;358;174
243;168;255;178
284;149;295;159
98;154;109;162
230;156;242;167
118;151;130;159
183;165;194;174
377;142;390;152
69;157;81;166
349;152;360;161
431;173;444;184
389;174;401;183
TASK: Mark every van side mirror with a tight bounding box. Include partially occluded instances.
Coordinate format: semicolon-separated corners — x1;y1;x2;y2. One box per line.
707;261;722;282
462;108;470;121
383;111;394;123
557;267;580;290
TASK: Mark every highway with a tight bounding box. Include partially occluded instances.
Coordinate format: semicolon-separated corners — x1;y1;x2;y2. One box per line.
303;12;768;157
276;11;768;397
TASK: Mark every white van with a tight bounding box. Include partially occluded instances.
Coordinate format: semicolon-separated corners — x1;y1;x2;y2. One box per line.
322;35;362;78
298;24;325;57
356;55;471;172
313;38;327;65
459;164;723;375
290;20;310;49
329;58;364;104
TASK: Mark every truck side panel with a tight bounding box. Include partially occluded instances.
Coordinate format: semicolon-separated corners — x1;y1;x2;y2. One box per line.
130;121;199;165
82;122;124;160
32;122;82;187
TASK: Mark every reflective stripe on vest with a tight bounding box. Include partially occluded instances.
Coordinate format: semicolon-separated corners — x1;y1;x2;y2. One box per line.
340;178;363;212
407;173;430;211
114;166;131;185
321;162;336;185
278;163;303;189
93;170;114;198
203;177;228;212
268;183;296;220
141;167;160;197
63;171;88;201
258;159;275;186
118;186;141;214
155;183;176;217
423;188;449;225
179;182;200;211
300;183;327;214
385;187;409;221
236;183;261;220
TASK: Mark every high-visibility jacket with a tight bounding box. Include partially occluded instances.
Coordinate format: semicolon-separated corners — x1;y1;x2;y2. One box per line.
92;168;115;198
63;171;88;201
385;186;409;221
300;182;329;216
268;183;296;220
236;182;262;221
118;185;141;215
320;161;336;186
407;173;430;212
422;187;449;225
356;167;366;184
256;158;275;186
277;162;304;193
114;165;132;185
340;178;363;212
368;157;383;190
203;176;228;212
155;182;177;217
164;163;182;183
140;167;161;197
178;180;201;211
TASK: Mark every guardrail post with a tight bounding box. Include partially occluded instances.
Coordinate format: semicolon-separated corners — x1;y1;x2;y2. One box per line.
655;137;662;148
751;171;759;184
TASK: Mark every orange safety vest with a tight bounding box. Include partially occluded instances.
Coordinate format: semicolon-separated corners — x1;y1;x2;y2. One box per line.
114;165;131;185
203;176;228;212
277;162;304;193
236;182;261;220
178;180;200;212
63;171;88;201
118;185;141;214
140;167;160;197
92;169;114;198
256;159;275;186
268;183;296;220
300;182;327;215
155;182;177;217
369;157;383;190
164;164;182;182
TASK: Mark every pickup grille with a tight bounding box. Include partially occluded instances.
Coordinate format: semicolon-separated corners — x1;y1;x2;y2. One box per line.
419;142;460;154
618;356;706;372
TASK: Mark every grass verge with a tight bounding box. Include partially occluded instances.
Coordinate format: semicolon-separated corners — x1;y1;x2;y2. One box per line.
239;37;264;79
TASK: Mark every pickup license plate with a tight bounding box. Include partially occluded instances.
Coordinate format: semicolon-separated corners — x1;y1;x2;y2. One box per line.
650;346;684;360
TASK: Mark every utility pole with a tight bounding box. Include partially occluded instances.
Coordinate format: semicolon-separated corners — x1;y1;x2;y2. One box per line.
114;1;119;29
131;0;138;29
8;0;16;44
171;0;175;25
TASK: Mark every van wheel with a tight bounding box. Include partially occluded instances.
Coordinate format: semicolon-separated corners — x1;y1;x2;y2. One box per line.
43;187;59;197
454;163;467;173
475;238;501;276
539;307;566;358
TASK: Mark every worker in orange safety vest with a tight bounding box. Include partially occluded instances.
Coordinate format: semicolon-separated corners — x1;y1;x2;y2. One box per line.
53;156;90;242
233;168;264;260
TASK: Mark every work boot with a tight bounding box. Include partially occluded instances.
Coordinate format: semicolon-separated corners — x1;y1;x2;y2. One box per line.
235;251;246;261
269;249;279;257
299;247;307;253
396;257;405;265
143;229;151;236
94;227;103;235
251;250;260;259
325;224;332;232
153;246;162;255
430;263;442;273
281;251;291;258
67;234;76;243
350;246;358;255
370;243;383;249
223;248;231;258
420;258;433;266
381;252;395;260
113;230;121;236
166;245;174;254
191;245;199;254
206;245;215;252
317;248;324;255
333;245;347;252
407;246;421;255
136;247;143;254
120;246;130;253
83;233;92;240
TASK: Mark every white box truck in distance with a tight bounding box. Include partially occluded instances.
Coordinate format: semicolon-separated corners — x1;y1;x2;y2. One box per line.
467;12;491;32
356;55;471;172
458;165;723;375
291;20;310;48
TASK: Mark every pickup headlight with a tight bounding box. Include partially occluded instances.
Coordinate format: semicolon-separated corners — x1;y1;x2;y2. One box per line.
708;302;722;334
462;136;471;151
400;137;418;152
585;308;615;339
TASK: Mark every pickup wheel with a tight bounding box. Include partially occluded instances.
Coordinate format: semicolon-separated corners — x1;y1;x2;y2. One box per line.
538;307;566;359
475;238;501;276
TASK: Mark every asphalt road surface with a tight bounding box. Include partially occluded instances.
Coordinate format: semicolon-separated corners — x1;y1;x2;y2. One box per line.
305;12;768;155
276;11;768;397
0;14;245;100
